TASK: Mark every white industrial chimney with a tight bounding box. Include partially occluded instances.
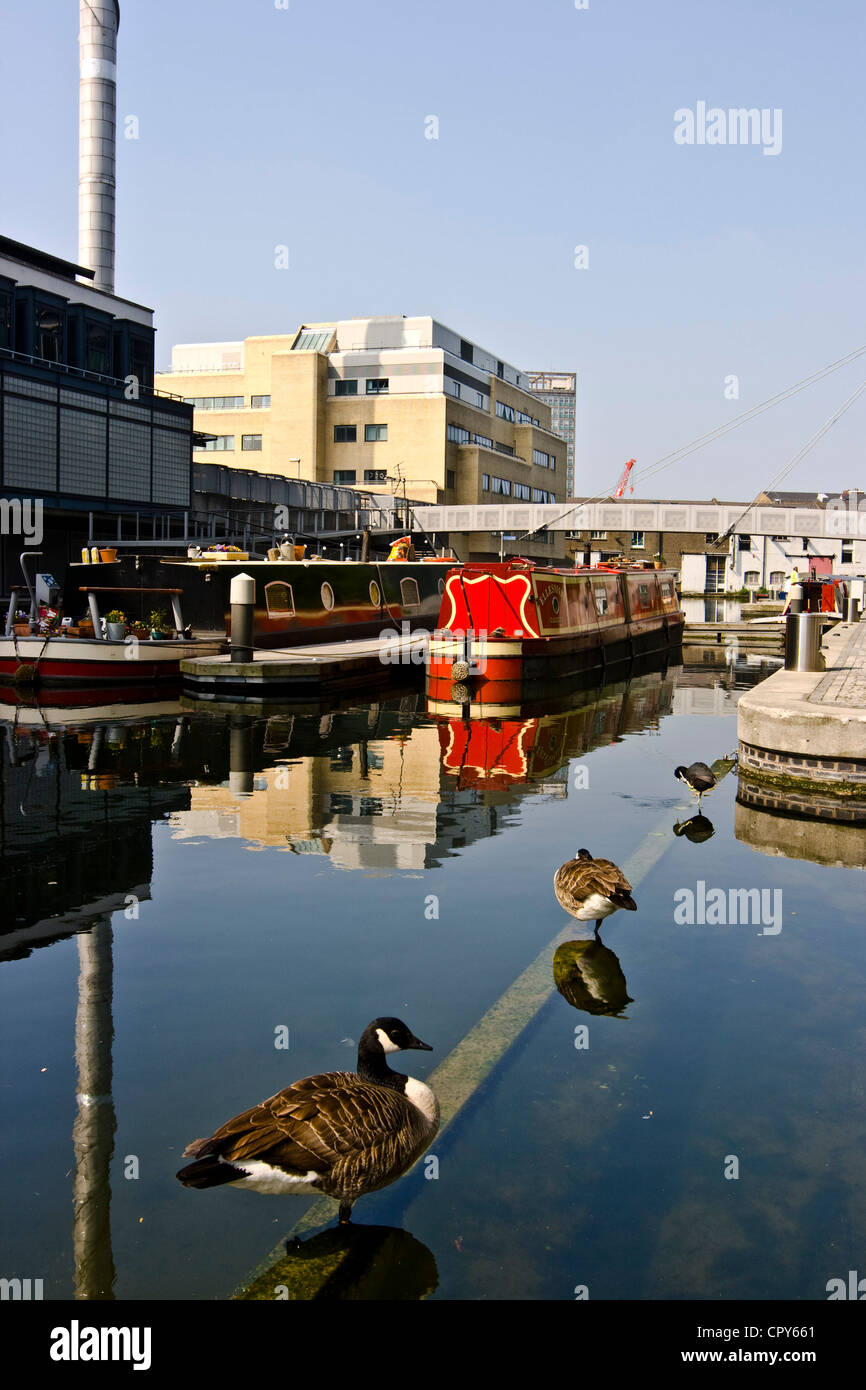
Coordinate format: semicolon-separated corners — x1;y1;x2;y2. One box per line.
78;1;119;293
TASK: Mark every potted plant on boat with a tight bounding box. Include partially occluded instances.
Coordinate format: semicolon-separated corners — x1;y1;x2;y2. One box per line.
149;607;169;640
653;553;666;570
105;608;127;641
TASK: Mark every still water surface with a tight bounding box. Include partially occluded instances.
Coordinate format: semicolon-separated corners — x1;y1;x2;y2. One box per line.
1;655;863;1300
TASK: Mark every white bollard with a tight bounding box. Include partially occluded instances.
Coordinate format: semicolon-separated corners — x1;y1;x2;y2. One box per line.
230;572;256;663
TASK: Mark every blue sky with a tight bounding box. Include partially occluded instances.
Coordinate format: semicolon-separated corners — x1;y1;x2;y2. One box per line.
2;0;864;499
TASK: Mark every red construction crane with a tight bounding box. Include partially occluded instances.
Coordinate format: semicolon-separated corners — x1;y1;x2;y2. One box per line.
615;458;636;498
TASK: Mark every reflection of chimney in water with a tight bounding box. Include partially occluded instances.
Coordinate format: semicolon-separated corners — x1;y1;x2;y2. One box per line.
78;2;119;293
73;918;117;1300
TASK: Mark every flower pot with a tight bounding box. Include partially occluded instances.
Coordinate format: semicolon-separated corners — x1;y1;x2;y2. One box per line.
99;548;118;563
150;630;167;641
293;544;307;561
107;622;127;641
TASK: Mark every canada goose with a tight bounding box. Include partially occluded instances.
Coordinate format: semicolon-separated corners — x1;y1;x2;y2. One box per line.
176;1017;439;1225
553;848;637;922
674;761;716;805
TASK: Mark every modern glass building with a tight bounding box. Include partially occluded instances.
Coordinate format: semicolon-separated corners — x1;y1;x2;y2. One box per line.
526;372;577;496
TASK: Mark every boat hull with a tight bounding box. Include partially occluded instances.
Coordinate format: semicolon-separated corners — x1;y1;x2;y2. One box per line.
0;636;222;685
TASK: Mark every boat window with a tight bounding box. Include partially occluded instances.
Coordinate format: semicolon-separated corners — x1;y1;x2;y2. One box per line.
551;595;560;615
638;583;650;606
592;583;609;615
660;580;674;604
400;578;420;608
265;581;295;617
369;580;381;607
321;582;335;611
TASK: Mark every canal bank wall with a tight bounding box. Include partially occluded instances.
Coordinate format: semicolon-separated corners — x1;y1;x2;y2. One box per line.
737;620;866;821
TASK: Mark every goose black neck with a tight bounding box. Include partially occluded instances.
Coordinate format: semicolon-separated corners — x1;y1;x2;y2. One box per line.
357;1040;406;1093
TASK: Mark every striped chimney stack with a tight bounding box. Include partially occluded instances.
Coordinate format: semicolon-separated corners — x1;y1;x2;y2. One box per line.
78;1;119;293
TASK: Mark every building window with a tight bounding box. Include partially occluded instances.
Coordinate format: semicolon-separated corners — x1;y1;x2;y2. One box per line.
364;469;387;483
591;530;606;540
36;304;63;362
744;571;760;587
446;470;456;489
334;469;356;484
335;379;358;396
447;379;460;398
460;338;474;363
365;423;387;442
241;434;262;450
769;570;785;588
320;582;336;610
366;378;389;394
496;401;515;421
841;540;854;563
705;532;718;543
514;483;531;501
494;442;515;457
0;290;11;349
184;396;244;410
476;391;486;409
85;321;111;375
738;535;751;550
482;474;490;491
250;395;271;409
491;476;511;496
265;582;295;617
400;578;420;608
447;423;470;444
516;409;532;424
631;531;645;549
198;435;234;451
472;433;493;448
334;425;357;442
533;449;549;468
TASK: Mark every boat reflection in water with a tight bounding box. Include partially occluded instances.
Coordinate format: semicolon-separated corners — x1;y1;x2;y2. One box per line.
166;660;680;870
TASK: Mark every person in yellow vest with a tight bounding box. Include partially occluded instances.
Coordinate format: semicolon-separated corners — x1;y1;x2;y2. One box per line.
387;536;416;561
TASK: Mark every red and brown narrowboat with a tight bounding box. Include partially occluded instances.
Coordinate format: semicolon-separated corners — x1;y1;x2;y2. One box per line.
426;560;684;716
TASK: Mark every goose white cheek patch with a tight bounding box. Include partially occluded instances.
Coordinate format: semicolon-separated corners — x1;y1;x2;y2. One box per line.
376;1028;401;1053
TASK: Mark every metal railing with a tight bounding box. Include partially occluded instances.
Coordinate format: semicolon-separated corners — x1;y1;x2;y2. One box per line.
0;345;189;404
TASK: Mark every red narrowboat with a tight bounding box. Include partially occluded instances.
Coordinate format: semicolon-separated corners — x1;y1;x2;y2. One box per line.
426;560;684;716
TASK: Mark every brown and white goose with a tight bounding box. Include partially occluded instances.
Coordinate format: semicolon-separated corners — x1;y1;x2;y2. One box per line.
553;848;637;923
176;1017;439;1225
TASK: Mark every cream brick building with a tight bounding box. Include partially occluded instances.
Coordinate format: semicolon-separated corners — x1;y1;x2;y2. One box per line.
155;316;568;561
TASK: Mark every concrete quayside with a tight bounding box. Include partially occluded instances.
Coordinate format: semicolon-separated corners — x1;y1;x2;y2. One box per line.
737;618;866;822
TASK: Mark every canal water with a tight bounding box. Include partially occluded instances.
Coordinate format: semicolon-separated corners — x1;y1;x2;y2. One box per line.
1;652;863;1301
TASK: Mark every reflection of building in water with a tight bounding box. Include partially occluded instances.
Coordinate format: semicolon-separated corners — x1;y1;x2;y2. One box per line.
173;724;534;871
0;723;188;957
171;670;679;871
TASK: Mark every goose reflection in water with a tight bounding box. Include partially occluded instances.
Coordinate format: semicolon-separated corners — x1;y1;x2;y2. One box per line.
239;1223;438;1301
552;938;634;1019
673;813;716;844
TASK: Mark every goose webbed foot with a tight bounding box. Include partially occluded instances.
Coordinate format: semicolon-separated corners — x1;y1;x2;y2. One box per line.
338;1203;353;1225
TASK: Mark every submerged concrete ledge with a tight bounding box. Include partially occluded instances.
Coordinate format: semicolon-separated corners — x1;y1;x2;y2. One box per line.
737;621;866;807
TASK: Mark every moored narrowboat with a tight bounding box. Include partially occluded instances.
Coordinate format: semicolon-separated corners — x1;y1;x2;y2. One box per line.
426;560;684;715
